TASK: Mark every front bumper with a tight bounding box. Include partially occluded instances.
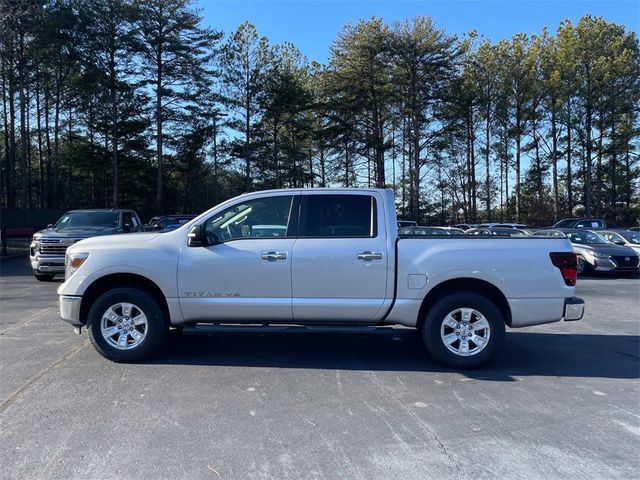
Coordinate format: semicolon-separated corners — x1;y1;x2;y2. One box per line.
590;256;640;272
30;254;65;273
59;295;82;327
589;256;616;271
563;297;585;321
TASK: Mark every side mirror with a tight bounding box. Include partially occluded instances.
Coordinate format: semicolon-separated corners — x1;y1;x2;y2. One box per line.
188;225;215;247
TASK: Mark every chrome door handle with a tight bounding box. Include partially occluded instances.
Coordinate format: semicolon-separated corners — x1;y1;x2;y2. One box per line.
357;251;383;261
261;251;287;261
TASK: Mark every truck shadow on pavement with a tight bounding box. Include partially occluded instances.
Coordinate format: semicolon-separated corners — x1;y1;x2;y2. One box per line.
149;330;640;381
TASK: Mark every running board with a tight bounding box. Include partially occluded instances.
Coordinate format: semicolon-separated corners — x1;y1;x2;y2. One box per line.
181;324;400;335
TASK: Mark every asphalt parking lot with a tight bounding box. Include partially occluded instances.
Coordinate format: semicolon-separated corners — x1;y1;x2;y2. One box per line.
1;256;639;480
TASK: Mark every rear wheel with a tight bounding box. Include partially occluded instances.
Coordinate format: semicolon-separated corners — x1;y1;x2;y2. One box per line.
421;292;505;369
33;269;55;282
87;287;168;362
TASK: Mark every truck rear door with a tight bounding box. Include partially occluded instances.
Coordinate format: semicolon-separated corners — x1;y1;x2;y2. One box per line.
291;192;390;323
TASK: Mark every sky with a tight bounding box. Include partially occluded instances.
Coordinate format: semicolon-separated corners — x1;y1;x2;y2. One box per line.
198;0;640;62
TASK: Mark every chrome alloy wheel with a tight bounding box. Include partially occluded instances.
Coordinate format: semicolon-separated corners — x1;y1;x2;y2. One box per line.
100;302;148;350
440;307;491;357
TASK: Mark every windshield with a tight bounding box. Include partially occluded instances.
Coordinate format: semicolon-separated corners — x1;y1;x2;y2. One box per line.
54;211;119;229
620;231;640;244
553;219;575;228
567;231;610;245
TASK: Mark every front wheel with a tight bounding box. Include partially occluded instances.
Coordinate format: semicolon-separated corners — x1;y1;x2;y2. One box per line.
577;256;590;275
87;287;168;362
421;292;505;369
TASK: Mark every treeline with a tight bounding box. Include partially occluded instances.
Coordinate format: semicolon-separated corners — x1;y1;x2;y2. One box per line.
1;1;639;225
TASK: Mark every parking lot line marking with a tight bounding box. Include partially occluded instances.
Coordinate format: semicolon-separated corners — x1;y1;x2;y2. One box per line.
0;339;88;415
0;306;56;336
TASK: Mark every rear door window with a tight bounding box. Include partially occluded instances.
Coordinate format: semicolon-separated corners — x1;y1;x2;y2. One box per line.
301;195;376;238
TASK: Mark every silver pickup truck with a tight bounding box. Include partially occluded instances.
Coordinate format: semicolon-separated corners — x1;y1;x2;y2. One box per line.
30;209;142;281
58;189;585;368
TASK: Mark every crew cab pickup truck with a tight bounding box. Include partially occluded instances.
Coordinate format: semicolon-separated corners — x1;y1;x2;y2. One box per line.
30;209;143;281
58;189;584;368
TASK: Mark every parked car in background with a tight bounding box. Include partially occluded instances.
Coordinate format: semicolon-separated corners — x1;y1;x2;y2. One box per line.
249;225;288;237
441;227;465;235
465;228;529;237
600;230;640;254
533;229;567;238
454;223;475;231
397;220;418;228
558;229;639;275
399;226;452;236
147;214;197;232
629;227;640;232
30;209;143;281
550;218;607;229
488;223;528;229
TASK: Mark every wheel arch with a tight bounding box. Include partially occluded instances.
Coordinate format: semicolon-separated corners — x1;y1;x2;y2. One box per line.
417;278;512;328
79;273;170;326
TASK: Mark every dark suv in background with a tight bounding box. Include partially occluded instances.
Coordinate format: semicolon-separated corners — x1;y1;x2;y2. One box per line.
550;218;607;229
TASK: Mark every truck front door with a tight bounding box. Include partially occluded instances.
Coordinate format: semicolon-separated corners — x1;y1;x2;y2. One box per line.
177;193;298;322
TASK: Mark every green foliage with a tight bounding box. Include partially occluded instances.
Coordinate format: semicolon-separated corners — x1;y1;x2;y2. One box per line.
1;6;638;227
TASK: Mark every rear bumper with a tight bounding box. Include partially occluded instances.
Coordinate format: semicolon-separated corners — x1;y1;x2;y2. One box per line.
508;296;585;327
563;297;585;321
59;295;82;327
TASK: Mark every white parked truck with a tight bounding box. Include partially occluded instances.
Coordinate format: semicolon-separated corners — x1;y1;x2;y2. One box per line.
58;189;584;368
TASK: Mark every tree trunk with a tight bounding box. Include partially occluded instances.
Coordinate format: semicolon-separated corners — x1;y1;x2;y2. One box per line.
609;112;617;214
1;54;12;208
584;103;592;216
551;106;559;221
53;69;62;209
485;103;491;221
411;115;420;221
7;48;17;209
595;107;604;215
515;103;521;221
319;146;326;187
36;63;47;209
18;29;27;209
566;96;573;215
110;30;119;208
273;120;280;189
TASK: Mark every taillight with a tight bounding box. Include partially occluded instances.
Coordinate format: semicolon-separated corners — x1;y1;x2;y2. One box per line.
550;252;578;286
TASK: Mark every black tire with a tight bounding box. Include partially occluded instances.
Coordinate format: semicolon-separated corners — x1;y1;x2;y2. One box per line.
33;269;55;282
87;287;168;362
577;256;590;275
421;292;505;369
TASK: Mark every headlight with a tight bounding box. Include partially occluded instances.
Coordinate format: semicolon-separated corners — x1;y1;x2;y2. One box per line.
65;252;90;279
590;251;611;259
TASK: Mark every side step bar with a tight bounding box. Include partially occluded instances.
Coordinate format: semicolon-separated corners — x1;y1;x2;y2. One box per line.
181;324;402;335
